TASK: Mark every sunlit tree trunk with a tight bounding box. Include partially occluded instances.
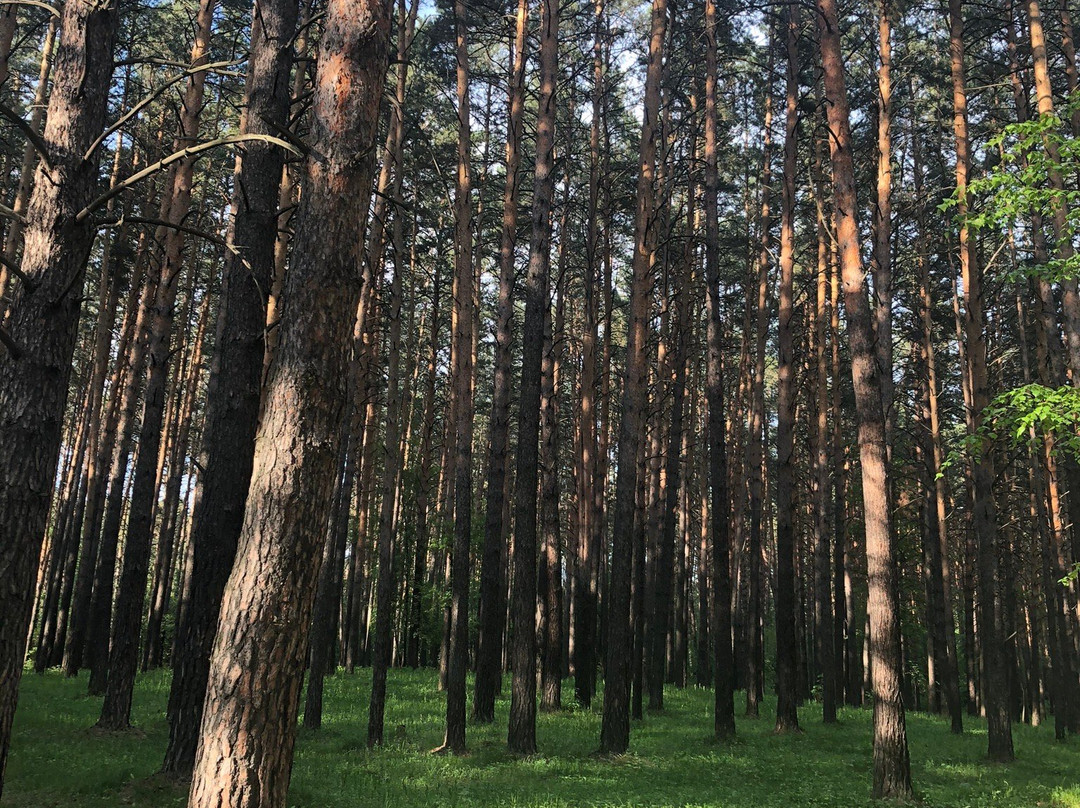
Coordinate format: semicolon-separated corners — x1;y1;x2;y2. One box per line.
816;0;912;796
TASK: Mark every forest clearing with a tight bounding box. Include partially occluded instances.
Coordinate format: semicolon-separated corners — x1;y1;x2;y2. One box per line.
2;0;1080;803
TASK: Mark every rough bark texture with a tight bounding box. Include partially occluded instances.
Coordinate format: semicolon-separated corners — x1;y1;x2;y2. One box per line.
0;0;119;794
185;0;390;803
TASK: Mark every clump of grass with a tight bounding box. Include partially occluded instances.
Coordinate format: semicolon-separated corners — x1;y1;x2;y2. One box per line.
6;668;1078;807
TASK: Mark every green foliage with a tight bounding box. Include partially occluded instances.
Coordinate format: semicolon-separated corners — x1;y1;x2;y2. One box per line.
945;92;1080;283
980;384;1080;457
941;384;1080;474
6;669;1080;807
1061;562;1080;587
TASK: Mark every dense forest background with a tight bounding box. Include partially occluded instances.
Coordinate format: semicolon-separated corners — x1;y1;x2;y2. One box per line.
1;0;1079;803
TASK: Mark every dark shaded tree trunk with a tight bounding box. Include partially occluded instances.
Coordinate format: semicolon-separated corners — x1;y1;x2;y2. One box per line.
160;0;298;776
96;0;218;731
368;1;413;737
304;433;354;729
599;0;666;756
913;122;963;735
704;0;734;740
539;286;564;712
440;0;473;755
474;0;528;724
508;0;557;752
0;0;119;793
950;0;1013;762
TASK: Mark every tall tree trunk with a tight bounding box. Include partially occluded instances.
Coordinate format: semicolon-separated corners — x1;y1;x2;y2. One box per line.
406;266;441;670
539;281;564;712
144;282;211;671
440;0;474;755
745;54;773;717
368;0;414;740
774;2;801;734
810;103;838;725
509;0;558;753
873;0;894;447
913;119;964;735
0;0;119;792
575;0;605;709
304;428;355;728
599;0;666;756
704;0;734;740
816;0;912;797
950;0;1014;762
474;0;527;722
185;0;390;802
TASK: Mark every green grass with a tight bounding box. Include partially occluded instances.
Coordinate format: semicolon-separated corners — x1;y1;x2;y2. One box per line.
5;668;1078;807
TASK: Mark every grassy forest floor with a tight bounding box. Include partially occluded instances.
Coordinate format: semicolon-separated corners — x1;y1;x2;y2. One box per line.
4;667;1079;808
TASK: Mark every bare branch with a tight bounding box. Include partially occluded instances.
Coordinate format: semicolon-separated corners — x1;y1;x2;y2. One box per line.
76;134;301;222
96;214;232;253
256;113;311;157
0;0;59;16
0;202;25;224
0;324;24;360
0;252;37;292
0;102;51;170
84;58;247;160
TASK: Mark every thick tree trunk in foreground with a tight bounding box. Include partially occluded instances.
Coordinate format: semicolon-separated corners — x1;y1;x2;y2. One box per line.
185;0;390;803
816;0;911;797
0;0;119;794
